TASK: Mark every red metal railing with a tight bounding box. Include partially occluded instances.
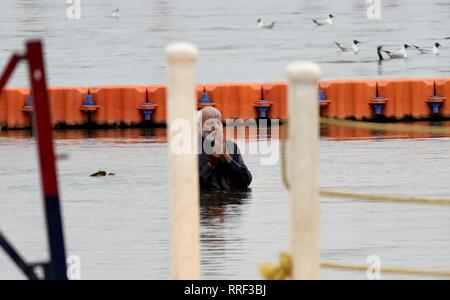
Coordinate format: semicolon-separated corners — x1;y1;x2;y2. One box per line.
0;40;67;280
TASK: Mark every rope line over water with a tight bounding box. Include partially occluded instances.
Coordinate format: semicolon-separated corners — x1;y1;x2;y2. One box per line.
280;118;450;206
320;261;450;278
320;190;450;206
259;254;450;279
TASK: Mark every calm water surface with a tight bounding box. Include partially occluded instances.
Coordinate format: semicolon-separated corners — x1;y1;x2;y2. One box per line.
0;124;449;279
1;0;450;280
1;0;450;86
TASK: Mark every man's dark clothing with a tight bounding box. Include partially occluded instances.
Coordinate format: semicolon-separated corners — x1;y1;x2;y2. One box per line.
199;138;252;190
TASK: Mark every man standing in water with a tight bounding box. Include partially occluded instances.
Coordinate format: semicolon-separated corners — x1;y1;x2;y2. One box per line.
198;107;252;190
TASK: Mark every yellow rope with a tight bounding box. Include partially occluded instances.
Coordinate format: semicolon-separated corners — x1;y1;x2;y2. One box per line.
259;252;292;280
280;119;450;206
281;141;450;206
320;189;450;206
321;261;450;278
272;120;450;279
320;117;450;135
259;254;450;279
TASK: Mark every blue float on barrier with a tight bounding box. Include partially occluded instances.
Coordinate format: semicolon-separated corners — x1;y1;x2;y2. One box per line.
318;89;331;108
80;94;99;113
197;92;215;109
255;99;271;118
426;96;446;115
138;101;157;121
368;96;388;116
22;94;33;113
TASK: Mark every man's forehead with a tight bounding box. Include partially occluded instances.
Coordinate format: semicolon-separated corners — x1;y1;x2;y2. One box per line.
200;107;221;119
202;117;221;125
203;114;220;120
201;112;221;122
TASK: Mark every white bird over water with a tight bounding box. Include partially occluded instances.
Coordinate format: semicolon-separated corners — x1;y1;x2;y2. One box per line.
312;14;334;26
257;18;275;29
377;44;411;60
334;40;361;54
112;8;120;18
412;42;441;55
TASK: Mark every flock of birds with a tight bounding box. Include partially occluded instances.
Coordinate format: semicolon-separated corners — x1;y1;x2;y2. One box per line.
110;8;448;61
257;14;450;61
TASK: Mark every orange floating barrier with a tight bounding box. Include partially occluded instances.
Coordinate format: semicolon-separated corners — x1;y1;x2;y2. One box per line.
320;80;377;120
0;88;31;129
377;79;434;119
88;86;147;126
262;82;287;121
1;80;450;130
204;83;262;120
48;87;89;127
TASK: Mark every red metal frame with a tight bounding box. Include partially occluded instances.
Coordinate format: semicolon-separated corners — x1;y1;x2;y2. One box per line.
0;40;67;280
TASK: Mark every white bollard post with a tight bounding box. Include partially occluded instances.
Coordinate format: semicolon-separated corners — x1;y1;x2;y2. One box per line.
165;43;200;280
287;62;321;280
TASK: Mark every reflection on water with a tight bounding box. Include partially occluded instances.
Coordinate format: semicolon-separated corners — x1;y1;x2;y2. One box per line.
200;190;251;228
201;189;251;215
200;189;252;278
1;121;450;141
0;127;168;141
321;121;450;140
0;123;450;279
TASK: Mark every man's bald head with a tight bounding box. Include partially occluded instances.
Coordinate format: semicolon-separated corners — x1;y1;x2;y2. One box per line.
198;107;222;137
199;106;221;123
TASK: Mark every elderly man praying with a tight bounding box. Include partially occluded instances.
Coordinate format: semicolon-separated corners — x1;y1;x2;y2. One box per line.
197;107;252;191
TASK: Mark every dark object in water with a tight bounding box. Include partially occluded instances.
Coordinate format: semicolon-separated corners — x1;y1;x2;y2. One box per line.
90;171;106;177
90;170;115;177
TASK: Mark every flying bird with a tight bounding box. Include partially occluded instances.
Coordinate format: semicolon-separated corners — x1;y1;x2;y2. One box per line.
312;14;334;26
334;40;361;54
112;8;120;18
257;18;275;29
377;44;411;60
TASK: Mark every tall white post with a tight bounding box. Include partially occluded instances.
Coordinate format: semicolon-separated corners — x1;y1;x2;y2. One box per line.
287;62;321;280
165;43;200;279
